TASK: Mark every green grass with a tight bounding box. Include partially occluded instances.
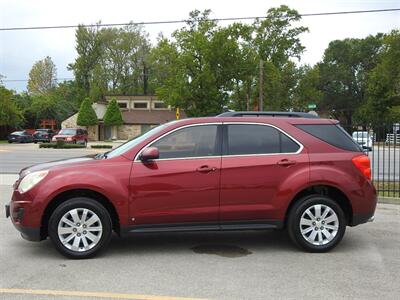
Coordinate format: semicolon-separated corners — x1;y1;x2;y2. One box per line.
39;143;86;149
91;144;113;149
374;181;400;198
0;140;8;144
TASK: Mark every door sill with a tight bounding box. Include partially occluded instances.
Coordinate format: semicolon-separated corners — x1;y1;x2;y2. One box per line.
121;220;283;236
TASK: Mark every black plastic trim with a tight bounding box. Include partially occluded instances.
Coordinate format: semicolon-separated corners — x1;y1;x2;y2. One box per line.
121;220;283;236
217;111;319;118
13;223;42;241
350;212;375;226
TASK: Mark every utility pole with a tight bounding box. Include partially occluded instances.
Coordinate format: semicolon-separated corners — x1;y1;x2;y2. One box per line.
259;59;264;111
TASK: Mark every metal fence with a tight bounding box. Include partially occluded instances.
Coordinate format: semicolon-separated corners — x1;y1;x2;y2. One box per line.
343;124;400;198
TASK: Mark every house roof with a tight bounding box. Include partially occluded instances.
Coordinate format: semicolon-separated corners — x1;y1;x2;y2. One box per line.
122;110;187;124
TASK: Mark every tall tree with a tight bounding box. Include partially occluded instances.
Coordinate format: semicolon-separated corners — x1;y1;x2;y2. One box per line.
77;97;98;126
317;34;383;125
27;56;57;95
0;86;24;127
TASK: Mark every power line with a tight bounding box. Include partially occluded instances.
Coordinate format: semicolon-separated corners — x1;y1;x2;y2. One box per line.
0;8;399;31
2;78;74;82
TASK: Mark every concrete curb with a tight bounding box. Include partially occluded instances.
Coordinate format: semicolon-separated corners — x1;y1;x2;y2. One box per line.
378;197;400;205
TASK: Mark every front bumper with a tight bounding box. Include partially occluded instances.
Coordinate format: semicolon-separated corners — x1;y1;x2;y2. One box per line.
5;203;42;241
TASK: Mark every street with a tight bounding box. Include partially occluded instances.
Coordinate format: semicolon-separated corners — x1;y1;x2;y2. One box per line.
0;182;399;299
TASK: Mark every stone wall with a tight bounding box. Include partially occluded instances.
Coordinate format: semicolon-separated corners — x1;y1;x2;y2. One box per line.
118;125;141;140
61;113;99;141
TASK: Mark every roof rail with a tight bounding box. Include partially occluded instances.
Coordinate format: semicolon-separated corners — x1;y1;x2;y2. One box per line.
217;111;319;119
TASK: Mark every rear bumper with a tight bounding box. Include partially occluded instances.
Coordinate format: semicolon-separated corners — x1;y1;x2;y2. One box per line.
350;211;375;226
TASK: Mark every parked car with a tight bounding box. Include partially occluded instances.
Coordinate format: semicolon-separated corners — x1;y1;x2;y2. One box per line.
51;128;88;146
6;112;377;258
352;131;373;151
33;129;56;143
7;131;33;143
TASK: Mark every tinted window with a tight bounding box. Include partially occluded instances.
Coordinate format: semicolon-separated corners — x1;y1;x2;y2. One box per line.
296;124;362;152
152;125;219;159
226;124;300;155
134;102;148;109
59;129;77;135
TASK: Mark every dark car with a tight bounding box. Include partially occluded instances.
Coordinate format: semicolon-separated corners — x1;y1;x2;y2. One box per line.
33;129;56;143
7;131;33;143
51;128;88;146
6;112;376;258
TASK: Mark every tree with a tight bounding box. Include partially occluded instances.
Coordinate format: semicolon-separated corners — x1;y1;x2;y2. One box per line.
27;56;57;95
103;97;123;126
77;97;98;126
293;65;322;111
317;34;383;125
360;30;400;125
0;86;23;127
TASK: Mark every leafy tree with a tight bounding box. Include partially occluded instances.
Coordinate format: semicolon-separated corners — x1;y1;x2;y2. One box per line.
361;30;400;125
0;86;23;127
293;65;323;111
317;34;383;125
103;97;123;126
27;56;57;95
77;97;98;126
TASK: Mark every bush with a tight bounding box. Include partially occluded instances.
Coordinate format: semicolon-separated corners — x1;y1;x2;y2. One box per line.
91;144;113;149
39;142;86;149
77;97;98;126
104;97;123;126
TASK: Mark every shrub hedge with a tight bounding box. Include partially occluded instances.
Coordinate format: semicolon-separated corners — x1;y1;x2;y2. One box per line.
39;142;86;149
91;145;113;149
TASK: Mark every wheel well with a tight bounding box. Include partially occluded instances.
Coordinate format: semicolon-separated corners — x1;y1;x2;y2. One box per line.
40;189;120;239
285;185;353;226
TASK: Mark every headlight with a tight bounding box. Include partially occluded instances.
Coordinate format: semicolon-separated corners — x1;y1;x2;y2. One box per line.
18;170;48;193
66;137;72;141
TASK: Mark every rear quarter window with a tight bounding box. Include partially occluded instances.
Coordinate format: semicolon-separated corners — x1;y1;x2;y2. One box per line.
296;124;362;152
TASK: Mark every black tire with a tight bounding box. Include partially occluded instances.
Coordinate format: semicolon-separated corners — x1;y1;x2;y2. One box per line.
34;141;37;144
8;141;12;143
48;197;112;259
287;195;346;252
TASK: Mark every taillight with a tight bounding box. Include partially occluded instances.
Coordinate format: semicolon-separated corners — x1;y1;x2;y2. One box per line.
352;155;371;180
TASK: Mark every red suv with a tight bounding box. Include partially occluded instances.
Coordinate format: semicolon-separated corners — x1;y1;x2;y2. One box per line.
6;112;377;258
51;128;88;146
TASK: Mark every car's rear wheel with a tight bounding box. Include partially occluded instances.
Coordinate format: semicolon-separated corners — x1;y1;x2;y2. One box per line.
48;197;112;259
287;195;346;252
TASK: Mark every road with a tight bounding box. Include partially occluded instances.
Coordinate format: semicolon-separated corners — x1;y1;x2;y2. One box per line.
1;143;399;181
1;183;399;299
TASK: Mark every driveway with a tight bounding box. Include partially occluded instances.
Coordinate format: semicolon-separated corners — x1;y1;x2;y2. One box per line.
0;182;399;300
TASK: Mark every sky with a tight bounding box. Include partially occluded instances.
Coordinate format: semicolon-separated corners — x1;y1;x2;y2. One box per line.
0;0;399;92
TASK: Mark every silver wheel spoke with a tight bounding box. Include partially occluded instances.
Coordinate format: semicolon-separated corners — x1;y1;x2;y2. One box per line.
86;215;100;227
61;217;75;228
58;227;74;235
314;205;322;219
57;208;103;252
300;204;339;246
300;219;313;226
69;209;80;224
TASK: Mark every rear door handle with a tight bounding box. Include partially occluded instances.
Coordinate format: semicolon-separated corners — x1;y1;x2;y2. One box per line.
277;159;297;167
196;165;217;173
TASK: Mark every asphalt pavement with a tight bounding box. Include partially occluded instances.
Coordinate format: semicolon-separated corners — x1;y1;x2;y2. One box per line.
1;142;400;299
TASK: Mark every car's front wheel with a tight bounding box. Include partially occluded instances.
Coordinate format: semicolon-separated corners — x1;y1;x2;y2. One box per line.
48;197;112;259
287;195;346;252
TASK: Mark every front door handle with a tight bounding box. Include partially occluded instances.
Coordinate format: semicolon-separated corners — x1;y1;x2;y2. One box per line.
277;159;297;167
196;165;217;173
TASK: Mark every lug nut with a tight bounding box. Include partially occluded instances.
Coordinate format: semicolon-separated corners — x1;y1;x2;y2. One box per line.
77;233;81;237
76;223;80;226
321;226;324;230
312;222;316;226
322;221;325;224
73;228;77;232
315;227;318;231
83;224;87;228
83;231;87;234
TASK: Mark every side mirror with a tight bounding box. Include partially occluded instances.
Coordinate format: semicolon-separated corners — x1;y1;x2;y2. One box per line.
140;147;159;162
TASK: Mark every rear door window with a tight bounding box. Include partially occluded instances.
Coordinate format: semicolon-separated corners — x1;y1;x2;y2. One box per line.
225;124;300;155
296;124;362;152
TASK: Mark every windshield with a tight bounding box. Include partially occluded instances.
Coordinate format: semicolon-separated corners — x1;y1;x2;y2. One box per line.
58;129;76;135
11;131;23;135
105;123;169;159
352;132;368;138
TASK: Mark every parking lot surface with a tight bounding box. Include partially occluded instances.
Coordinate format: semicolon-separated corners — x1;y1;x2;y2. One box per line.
1;181;399;299
1;142;399;299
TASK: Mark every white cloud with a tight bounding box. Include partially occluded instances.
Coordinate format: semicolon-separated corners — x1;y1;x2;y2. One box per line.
1;0;399;91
